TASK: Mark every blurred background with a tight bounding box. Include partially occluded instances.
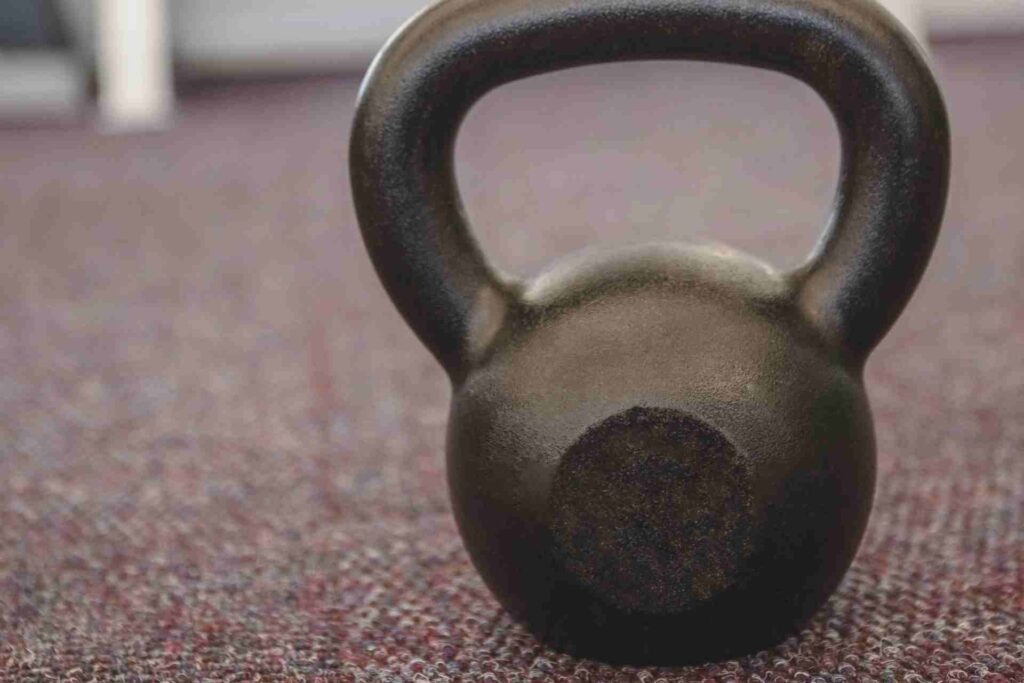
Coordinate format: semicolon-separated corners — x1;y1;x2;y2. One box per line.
1;0;1022;680
0;0;1022;126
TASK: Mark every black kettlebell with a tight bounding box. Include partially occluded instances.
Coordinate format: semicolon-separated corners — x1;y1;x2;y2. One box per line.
351;0;949;665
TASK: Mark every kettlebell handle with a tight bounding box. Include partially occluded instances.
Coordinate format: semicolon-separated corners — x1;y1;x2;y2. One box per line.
351;0;950;376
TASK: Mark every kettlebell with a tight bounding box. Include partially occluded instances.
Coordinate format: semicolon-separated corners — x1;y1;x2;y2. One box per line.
351;0;949;665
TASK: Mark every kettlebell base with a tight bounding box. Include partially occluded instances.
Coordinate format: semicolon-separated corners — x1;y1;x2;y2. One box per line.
512;579;817;666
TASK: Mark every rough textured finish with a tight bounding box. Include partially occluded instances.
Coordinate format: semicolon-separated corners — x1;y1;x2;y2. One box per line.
0;32;1022;681
550;407;754;614
351;0;948;663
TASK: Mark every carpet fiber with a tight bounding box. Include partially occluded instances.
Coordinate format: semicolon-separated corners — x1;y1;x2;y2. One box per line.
1;37;1022;681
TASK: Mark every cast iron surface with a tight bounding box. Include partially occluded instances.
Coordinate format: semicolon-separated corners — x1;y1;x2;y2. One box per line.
350;0;950;665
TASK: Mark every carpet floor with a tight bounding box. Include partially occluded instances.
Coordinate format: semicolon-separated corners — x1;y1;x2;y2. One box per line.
1;36;1022;682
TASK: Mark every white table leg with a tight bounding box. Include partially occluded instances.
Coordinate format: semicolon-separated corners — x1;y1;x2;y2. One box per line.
880;0;928;47
96;0;173;130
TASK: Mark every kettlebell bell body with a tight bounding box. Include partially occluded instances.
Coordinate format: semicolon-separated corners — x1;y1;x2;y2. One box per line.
352;0;949;665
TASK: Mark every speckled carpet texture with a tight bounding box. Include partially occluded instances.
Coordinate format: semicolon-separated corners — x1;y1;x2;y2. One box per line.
1;36;1022;682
